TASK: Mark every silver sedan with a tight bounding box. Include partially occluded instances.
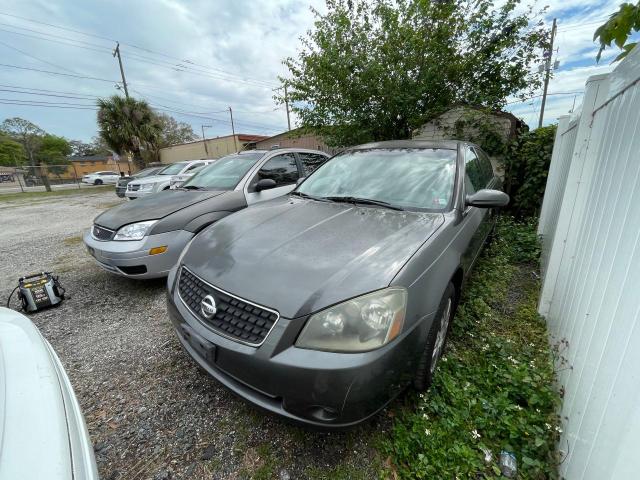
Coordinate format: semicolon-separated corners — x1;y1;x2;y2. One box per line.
83;148;330;279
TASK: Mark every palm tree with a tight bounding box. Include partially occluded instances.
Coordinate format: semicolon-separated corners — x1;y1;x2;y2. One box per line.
96;96;161;170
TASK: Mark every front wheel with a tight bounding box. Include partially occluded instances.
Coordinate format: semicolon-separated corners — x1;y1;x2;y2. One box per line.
94;179;103;185
414;282;456;391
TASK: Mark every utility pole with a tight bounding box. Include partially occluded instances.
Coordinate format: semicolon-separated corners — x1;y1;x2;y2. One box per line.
228;107;238;152
538;18;557;129
284;84;291;131
113;42;129;98
201;125;212;157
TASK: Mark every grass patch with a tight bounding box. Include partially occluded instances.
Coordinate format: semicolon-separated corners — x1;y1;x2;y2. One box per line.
0;185;112;202
63;235;83;245
380;217;561;479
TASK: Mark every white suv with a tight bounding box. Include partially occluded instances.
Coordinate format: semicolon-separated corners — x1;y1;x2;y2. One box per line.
82;171;120;185
125;160;214;199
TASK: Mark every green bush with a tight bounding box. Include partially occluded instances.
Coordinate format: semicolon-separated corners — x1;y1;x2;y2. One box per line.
380;218;560;479
503;126;557;218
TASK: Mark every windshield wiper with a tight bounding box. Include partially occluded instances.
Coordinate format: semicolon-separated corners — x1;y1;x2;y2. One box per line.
323;196;405;211
290;191;330;202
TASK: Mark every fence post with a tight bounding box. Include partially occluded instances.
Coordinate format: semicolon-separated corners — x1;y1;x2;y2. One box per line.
538;74;610;317
15;163;24;193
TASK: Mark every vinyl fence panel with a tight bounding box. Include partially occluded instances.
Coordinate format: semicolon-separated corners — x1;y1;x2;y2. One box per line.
538;45;640;479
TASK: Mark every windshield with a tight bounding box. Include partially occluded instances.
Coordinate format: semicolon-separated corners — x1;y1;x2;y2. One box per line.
158;162;189;175
134;167;160;178
181;153;264;190
296;148;457;211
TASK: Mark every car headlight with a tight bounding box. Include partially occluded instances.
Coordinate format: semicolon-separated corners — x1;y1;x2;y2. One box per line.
139;183;155;192
113;220;157;241
296;287;407;352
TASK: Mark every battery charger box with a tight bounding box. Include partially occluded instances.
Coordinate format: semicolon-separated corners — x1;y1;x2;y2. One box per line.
18;272;64;313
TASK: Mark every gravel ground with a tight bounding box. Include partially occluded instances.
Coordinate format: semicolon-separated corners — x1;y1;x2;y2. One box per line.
0;191;387;480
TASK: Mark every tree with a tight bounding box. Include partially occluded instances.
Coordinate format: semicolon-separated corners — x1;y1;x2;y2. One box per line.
37;135;72;179
69;137;113;157
0;117;53;190
279;0;547;147
594;2;640;62
97;95;162;170
0;133;26;166
148;113;197;161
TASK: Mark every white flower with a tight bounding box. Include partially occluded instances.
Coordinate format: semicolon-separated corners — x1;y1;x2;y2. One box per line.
425;429;431;436
555;426;563;433
515;405;523;411
545;423;552;430
422;413;429;420
471;430;481;440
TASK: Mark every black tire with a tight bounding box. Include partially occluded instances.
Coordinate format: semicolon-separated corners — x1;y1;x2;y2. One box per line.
94;179;103;185
414;282;456;391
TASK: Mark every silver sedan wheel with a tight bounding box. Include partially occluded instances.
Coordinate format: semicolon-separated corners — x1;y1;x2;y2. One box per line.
431;298;452;374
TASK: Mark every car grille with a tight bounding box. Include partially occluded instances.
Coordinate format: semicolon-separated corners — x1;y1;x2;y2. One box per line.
92;224;115;241
178;267;278;346
128;184;140;191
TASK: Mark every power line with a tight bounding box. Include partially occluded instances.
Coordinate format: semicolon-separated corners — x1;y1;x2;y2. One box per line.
0;100;97;110
0;11;279;88
0;63;119;83
0;97;95;106
0;38;77;73
0;83;107;98
0;27;112;54
0;88;99;100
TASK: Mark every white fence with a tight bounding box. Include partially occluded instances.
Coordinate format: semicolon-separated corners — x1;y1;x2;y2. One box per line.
537;46;640;479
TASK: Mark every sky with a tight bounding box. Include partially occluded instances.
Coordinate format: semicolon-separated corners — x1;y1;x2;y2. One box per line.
0;0;630;143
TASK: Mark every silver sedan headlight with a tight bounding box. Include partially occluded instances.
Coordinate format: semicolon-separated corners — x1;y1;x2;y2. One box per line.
296;287;407;352
113;220;157;241
139;183;155;192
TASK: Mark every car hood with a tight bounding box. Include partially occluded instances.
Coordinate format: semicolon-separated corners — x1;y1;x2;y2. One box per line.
182;197;444;318
0;308;98;479
128;174;171;185
95;189;227;230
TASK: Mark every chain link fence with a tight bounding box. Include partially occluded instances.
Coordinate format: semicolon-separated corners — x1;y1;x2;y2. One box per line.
0;163;113;194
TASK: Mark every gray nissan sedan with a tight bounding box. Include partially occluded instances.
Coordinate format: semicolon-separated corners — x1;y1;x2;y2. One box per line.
167;140;508;427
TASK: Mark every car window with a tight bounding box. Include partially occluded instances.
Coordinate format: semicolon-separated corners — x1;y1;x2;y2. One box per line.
249;153;299;191
297;148;457;211
464;149;486;195
158;163;189;175
182;153;263;190
474;148;495;185
298;152;328;176
102;171;117;176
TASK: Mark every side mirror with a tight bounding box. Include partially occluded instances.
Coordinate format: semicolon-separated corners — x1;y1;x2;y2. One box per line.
255;178;277;192
296;177;306;186
466;189;509;208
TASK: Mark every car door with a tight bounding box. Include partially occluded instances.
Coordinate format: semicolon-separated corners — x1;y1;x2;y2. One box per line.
245;152;301;205
460;147;495;272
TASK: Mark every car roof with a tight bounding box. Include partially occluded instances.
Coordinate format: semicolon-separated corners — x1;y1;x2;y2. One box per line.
349;139;471;150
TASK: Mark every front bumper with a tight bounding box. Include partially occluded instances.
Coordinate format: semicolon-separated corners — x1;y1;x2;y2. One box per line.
83;230;194;279
124;189;152;199
167;271;429;427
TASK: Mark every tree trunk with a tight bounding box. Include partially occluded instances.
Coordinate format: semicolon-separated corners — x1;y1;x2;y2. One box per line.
132;149;145;171
36;163;52;192
28;150;51;192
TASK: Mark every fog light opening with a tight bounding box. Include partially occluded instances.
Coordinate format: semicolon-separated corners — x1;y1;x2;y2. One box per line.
149;246;168;255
